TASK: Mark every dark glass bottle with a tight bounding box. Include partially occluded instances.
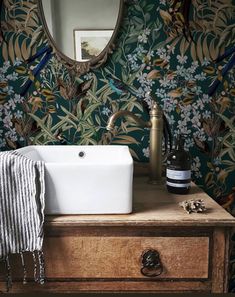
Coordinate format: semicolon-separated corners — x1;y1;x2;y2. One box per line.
166;135;191;194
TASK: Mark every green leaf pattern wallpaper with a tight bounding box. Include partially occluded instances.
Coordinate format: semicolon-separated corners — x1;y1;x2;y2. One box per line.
1;0;235;290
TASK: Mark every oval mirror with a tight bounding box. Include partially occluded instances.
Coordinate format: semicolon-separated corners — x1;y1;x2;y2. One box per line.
38;0;124;75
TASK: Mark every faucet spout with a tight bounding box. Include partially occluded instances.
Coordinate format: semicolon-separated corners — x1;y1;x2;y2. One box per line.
106;110;151;131
106;102;165;185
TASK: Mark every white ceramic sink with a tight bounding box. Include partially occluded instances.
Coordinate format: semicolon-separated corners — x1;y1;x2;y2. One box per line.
16;145;133;214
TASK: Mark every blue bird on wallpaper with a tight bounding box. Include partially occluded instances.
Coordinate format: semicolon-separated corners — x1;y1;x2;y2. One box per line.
106;75;129;96
106;74;154;115
20;45;53;96
208;45;235;96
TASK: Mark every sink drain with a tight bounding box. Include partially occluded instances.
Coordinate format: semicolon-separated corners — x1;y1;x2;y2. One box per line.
78;151;85;158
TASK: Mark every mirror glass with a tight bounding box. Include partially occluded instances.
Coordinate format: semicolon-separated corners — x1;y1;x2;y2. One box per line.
41;0;121;62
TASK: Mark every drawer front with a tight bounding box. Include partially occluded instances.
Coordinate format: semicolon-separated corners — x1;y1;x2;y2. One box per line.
43;236;209;279
0;236;210;281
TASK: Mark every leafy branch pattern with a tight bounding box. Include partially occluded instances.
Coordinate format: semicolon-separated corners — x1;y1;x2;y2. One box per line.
1;0;235;290
0;0;235;197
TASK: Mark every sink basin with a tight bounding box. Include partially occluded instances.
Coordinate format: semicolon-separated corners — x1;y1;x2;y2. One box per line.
16;145;133;214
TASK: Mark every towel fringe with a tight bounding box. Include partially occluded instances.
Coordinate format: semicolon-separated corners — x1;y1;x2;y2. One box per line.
1;251;45;292
0;151;45;291
32;251;38;283
5;256;12;292
20;252;27;284
37;250;45;285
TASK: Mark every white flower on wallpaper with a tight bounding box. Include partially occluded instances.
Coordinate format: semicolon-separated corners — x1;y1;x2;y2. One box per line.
101;106;112;116
142;147;150;158
1;0;235;209
191;156;202;178
176;55;188;64
137;28;151;43
0;60;24;148
156;48;171;62
127;45;148;71
136;72;155;108
142;46;213;152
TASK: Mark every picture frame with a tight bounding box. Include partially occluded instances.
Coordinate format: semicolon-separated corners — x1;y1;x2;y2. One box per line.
74;29;114;62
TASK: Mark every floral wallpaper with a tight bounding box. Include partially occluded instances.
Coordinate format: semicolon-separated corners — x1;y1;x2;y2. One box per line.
0;0;235;290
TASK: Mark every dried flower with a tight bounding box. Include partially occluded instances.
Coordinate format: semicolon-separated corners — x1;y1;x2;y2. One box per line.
179;199;206;214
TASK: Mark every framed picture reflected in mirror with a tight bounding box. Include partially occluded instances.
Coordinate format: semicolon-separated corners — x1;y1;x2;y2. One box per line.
74;29;114;62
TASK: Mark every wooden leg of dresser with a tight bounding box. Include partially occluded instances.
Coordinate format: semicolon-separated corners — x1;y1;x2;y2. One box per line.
211;228;230;293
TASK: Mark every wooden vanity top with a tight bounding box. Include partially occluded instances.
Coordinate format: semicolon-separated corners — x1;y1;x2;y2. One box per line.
45;176;235;227
3;175;233;294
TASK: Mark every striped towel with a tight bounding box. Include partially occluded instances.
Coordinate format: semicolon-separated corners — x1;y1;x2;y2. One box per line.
0;150;45;291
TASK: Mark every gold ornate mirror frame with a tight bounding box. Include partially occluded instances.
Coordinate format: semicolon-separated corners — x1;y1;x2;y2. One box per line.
38;0;124;76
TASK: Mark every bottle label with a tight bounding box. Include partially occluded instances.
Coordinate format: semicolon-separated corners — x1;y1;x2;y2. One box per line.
166;169;191;180
166;181;191;188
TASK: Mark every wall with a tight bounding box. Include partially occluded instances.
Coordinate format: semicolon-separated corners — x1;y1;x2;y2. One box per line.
1;0;235;290
42;0;120;59
1;0;235;203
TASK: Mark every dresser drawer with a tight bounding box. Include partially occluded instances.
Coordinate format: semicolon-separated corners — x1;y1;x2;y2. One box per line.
43;235;209;279
0;233;210;282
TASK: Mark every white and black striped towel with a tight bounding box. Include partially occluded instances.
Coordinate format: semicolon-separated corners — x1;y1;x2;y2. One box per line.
0;150;45;290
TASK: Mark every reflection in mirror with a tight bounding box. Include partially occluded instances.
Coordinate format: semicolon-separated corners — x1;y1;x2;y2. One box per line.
41;0;121;62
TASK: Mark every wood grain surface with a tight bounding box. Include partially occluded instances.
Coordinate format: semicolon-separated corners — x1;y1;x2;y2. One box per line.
45;177;235;227
0;235;209;280
0;280;211;293
0;175;234;293
43;236;209;279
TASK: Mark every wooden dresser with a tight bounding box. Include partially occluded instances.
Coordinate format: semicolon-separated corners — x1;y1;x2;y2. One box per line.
1;176;235;293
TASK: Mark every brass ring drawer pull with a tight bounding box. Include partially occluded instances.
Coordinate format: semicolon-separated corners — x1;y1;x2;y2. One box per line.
140;249;163;277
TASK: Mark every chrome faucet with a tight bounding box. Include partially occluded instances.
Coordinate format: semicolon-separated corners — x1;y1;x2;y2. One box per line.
106;102;166;184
